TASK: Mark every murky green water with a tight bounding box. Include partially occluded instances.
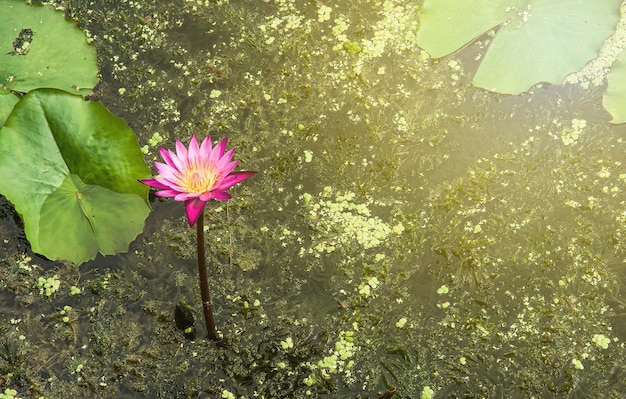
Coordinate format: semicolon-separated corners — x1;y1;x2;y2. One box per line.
1;0;626;398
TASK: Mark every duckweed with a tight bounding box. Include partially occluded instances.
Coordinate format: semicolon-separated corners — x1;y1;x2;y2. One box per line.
314;331;357;377
37;275;60;297
221;389;235;399
300;187;403;256
395;317;408;328
420;386;435;399
592;333;611;349
280;337;294;349
572;358;585;370
0;389;19;399
561;118;586;146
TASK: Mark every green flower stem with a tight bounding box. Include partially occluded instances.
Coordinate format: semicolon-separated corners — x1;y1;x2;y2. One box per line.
196;210;218;340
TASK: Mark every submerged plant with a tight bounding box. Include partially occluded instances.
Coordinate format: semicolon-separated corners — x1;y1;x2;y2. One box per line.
141;135;256;340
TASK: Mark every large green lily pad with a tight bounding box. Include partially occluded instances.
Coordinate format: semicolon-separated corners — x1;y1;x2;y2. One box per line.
0;0;99;122
416;0;519;59
416;0;621;94
0;88;150;264
0;91;19;127
603;48;626;124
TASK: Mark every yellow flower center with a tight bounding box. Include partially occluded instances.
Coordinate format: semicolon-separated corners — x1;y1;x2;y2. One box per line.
180;161;219;194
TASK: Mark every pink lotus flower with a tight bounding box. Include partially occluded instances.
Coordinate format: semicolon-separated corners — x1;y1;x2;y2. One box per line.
141;135;256;226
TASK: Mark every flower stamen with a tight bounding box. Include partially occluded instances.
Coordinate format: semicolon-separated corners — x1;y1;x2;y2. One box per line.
182;162;218;194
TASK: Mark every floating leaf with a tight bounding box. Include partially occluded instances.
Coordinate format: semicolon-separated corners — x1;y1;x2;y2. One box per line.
38;175;149;262
0;91;19;127
417;0;621;94
0;88;150;263
0;0;99;94
416;0;519;59
603;49;626;124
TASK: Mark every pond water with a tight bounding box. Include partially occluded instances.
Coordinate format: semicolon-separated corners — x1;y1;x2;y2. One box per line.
1;0;626;398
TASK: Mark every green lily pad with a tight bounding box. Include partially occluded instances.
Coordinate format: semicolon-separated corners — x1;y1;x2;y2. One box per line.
416;0;621;94
0;88;151;264
603;49;626;124
39;174;150;262
0;91;19;127
416;0;519;59
0;0;99;94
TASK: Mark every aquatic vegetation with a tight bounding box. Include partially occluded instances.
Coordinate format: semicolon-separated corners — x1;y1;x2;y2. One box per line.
141;135;256;227
280;336;294;349
1;0;625;397
416;0;626;125
0;88;150;263
395;317;408;329
37;275;60;297
561;118;587;145
592;333;611;349
436;285;449;295
416;0;621;94
0;389;19;399
420;386;435;399
0;0;98;123
141;132;166;154
603;39;626;123
141;135;255;340
221;389;236;399
299;187;404;257
0;1;151;264
572;358;585;370
303;330;357;389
